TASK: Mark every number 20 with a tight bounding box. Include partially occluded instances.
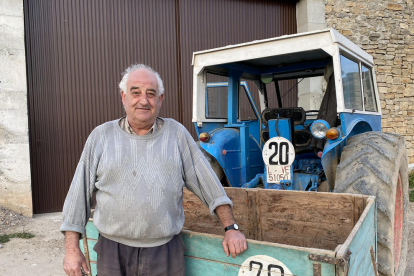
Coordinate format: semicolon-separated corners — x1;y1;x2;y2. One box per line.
269;142;289;165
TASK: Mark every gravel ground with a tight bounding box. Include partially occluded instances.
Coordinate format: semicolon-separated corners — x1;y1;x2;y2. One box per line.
0;204;413;276
0;206;65;276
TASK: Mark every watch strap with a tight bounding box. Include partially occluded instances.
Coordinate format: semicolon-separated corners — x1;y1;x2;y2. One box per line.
224;224;239;232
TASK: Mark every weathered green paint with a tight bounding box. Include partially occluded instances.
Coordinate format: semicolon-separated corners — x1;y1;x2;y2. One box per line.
185;257;241;275
86;221;99;239
347;202;376;276
86;240;98;262
90;263;97;276
181;231;335;276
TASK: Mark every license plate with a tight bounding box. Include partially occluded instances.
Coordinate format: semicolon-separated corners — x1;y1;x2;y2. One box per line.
266;165;291;183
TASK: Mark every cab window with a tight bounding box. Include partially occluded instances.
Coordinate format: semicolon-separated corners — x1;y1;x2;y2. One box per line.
362;65;378;112
206;85;228;119
340;55;363;110
205;73;229;119
239;81;258;121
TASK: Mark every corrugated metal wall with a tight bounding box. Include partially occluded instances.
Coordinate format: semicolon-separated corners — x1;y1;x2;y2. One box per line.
179;0;298;136
24;0;297;213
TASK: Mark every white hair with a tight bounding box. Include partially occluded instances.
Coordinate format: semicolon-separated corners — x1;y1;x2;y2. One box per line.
118;64;164;95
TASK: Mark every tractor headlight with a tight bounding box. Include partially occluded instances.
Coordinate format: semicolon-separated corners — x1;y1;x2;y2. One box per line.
310;120;330;139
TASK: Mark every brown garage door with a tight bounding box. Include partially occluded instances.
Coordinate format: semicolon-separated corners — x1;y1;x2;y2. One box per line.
24;0;297;213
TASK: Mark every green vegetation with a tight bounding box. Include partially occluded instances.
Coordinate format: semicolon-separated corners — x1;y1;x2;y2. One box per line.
0;232;35;244
410;171;414;202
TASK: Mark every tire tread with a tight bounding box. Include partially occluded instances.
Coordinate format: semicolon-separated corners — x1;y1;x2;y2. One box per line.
334;132;408;276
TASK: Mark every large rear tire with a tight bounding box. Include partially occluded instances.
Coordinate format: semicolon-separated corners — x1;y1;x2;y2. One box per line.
334;132;409;276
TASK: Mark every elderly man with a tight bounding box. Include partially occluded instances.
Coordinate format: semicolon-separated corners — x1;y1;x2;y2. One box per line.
61;64;247;276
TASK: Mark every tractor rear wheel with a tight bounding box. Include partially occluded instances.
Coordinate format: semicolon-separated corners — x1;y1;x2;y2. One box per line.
334;132;409;276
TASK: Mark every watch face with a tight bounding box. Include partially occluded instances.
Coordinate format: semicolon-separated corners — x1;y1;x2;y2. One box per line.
234;224;239;230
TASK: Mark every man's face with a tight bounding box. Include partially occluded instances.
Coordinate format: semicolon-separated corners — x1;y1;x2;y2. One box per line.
121;69;164;127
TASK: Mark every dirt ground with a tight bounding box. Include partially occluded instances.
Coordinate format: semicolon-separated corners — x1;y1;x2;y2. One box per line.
0;204;414;276
0;206;64;276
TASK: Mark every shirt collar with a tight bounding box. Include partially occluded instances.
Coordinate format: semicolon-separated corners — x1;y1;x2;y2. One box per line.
124;117;158;135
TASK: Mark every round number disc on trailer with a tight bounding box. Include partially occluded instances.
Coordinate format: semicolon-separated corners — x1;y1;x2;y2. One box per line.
238;255;292;276
262;137;295;166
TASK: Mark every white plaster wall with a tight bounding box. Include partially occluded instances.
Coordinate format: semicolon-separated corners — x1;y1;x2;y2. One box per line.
296;0;327;111
0;0;32;216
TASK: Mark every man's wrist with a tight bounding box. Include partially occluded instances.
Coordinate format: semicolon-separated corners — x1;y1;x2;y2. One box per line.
64;231;81;250
224;223;239;232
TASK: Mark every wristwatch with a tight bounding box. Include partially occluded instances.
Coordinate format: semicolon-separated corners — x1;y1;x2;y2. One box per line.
224;223;239;232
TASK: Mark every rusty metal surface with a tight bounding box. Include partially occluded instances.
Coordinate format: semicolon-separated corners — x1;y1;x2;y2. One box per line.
309;252;351;267
24;0;297;213
313;263;322;276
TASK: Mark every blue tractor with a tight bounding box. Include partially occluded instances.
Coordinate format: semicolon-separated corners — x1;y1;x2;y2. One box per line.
192;29;408;276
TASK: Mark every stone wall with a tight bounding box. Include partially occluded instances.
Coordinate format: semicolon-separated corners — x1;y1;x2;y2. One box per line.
325;0;414;162
0;0;32;216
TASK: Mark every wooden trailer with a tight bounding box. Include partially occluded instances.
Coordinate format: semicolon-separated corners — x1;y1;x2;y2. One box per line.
80;188;377;276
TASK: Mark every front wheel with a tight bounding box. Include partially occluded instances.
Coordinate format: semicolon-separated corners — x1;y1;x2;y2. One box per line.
334;132;409;276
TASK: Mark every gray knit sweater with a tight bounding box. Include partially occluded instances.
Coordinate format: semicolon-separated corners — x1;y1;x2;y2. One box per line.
60;118;232;247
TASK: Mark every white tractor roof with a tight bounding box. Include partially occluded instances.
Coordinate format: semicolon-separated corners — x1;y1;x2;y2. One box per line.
192;28;374;73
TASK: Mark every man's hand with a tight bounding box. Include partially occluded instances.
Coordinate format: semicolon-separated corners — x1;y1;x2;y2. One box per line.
222;229;247;258
63;231;90;276
215;204;248;258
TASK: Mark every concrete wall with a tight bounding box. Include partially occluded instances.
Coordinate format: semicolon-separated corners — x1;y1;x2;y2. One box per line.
0;0;32;216
296;0;327;110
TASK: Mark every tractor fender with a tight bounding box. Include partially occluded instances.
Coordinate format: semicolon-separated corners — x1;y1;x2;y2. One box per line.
321;119;373;190
198;127;263;187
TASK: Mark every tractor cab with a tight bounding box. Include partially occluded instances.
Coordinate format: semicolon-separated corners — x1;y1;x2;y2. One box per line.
192;28;382;191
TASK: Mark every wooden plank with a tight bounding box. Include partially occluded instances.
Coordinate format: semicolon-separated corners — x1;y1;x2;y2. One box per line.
181;231;336;276
260;218;353;250
258;205;354;247
225;188;250;236
183;188;224;235
260;235;341;252
183;188;251;237
255;189;364;250
247;189;261;240
353;196;366;225
261;217;354;238
256;189;358;211
83;238;92;276
259;205;354;226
